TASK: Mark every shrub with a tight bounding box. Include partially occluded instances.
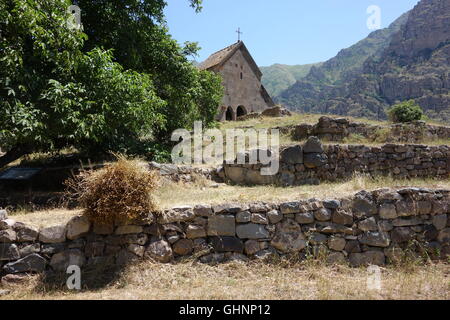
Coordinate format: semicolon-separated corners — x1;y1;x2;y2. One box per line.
67;155;159;225
387;100;424;123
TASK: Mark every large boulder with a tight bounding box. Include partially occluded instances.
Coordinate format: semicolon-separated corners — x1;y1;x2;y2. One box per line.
193;205;213;217
186;225;206;239
314;208;332;221
0;229;16;242
209;236;244;253
212;203;245;214
378;203;398;219
157;209;195;224
270;220;306;252
145;239;173;263
328;237;346;251
332;210;353;226
236;224;269;239
207;215;236;236
359;232;391;247
358;217;378;232
303;136;324;153
14;223;39;242
66;216;91;240
295;212;315;224
352;193;377;217
39;225;66;243
261;106;292;117
3;254;47;274
173;239;194;256
280;146;303;165
223;166;247;184
271;232;306;253
303;153;328;168
267;210;283;224
0;243;20;261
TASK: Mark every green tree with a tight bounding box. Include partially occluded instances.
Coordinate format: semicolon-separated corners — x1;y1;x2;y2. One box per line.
77;0;222;138
0;0;223;167
387;100;424;123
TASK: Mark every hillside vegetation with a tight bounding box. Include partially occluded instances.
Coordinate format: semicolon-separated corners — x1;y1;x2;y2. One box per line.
260;63;322;96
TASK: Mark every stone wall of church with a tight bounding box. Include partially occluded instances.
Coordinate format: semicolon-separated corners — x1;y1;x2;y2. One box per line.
215;49;270;121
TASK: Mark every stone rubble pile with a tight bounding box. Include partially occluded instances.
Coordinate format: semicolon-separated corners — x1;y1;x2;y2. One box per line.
0;188;449;278
293;116;450;143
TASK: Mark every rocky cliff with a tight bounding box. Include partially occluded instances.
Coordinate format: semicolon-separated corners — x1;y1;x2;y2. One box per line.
277;0;450;122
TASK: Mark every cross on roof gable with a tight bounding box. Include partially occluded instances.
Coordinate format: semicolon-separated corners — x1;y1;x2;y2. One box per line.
199;41;263;80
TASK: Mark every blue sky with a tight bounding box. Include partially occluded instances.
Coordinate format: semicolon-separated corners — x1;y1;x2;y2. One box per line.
164;0;420;67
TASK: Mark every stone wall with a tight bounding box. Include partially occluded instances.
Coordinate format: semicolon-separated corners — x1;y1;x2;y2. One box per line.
148;162;222;183
291;116;450;143
0;188;449;278
221;137;450;186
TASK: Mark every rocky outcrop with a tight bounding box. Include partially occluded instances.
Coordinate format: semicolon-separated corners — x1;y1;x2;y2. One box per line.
291;116;450;143
261;106;292;118
277;0;450;122
0;188;449;277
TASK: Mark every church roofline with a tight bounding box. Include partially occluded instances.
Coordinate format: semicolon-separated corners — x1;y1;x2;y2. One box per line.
199;41;263;80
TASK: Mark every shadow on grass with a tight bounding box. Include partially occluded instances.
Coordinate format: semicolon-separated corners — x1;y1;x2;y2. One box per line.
33;260;125;293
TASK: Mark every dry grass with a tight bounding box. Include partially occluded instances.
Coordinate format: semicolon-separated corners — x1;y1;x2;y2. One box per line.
218;113;449;150
220;113;388;131
10;175;450;225
1;261;448;300
9;208;83;228
66;155;159;225
154;175;450;209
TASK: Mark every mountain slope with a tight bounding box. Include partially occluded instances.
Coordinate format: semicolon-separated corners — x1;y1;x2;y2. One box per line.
260;63;321;96
277;0;450;122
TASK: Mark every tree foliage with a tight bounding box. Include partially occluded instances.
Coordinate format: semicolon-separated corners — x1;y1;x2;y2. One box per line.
77;0;222;138
0;0;222;167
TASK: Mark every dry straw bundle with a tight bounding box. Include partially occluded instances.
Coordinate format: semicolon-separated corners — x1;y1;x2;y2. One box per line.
66;155;159;225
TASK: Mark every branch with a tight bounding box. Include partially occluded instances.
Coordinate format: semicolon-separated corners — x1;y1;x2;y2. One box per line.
0;144;33;169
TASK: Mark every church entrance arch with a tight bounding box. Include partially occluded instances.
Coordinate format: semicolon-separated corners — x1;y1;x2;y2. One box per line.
236;105;247;118
225;106;234;121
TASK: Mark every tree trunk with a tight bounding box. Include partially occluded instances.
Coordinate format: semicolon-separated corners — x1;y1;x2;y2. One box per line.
0;144;33;169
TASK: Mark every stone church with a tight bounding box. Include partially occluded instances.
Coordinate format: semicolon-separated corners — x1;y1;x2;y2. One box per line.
199;41;275;121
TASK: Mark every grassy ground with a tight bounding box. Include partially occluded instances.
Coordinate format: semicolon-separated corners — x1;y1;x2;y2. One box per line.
220;113;387;131
1;261;448;300
220;112;448;131
10;175;450;227
219;112;450;147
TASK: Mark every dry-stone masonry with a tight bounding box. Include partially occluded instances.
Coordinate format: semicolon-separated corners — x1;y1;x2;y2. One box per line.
221;137;449;186
0;187;449;278
148;162;221;183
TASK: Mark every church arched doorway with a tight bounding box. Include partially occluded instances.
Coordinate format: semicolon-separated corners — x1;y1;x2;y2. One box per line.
225;106;234;121
236;105;247;118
